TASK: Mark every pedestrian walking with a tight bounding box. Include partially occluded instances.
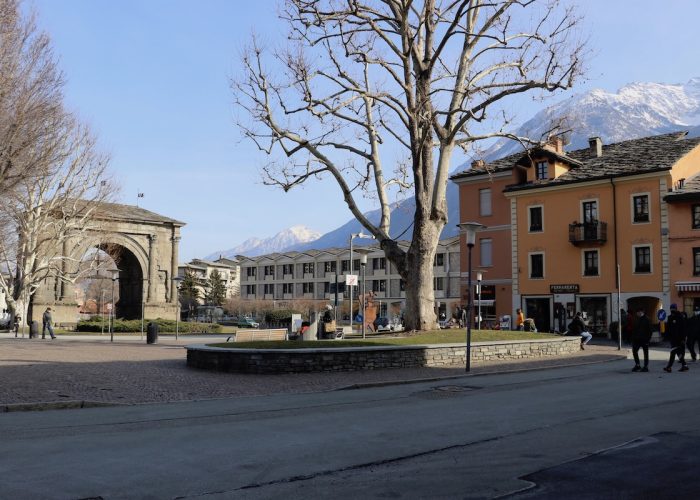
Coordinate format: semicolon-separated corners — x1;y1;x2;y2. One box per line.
631;307;652;372
515;308;524;331
569;312;592;350
42;307;56;340
13;315;21;338
664;303;688;372
686;306;700;362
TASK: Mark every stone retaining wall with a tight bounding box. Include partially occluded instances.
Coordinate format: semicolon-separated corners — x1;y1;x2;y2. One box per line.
186;337;581;374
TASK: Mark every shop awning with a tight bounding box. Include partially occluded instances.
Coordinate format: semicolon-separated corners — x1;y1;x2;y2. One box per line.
675;282;700;292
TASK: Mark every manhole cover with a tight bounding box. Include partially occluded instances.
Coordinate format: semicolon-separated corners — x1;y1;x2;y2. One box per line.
412;385;481;399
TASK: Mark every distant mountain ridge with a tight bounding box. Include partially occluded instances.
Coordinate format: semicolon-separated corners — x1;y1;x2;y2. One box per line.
205;78;700;258
205;225;321;259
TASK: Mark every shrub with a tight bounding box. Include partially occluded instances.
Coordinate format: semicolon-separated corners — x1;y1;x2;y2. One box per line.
76;318;221;333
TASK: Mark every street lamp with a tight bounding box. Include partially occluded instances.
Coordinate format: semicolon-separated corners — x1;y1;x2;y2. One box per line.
476;271;483;330
457;222;484;372
355;248;372;339
101;289;106;335
109;268;120;343
173;276;184;340
349;231;374;333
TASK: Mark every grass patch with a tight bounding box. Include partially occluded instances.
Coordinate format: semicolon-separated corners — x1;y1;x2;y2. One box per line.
209;329;558;349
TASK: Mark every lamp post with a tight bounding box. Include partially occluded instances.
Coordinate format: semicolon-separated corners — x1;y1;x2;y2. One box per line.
355;248;372;339
101;289;106;335
476;271;483;330
109;268;120;343
173;276;184;340
348;231;374;333
457;222;484;372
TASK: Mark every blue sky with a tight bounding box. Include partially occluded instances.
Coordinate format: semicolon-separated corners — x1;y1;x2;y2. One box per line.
29;0;700;261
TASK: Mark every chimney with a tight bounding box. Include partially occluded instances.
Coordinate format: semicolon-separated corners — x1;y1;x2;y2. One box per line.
545;136;564;154
676;178;686;190
471;159;485;169
588;137;602;157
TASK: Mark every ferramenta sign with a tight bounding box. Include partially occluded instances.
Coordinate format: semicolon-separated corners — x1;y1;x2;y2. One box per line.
550;284;579;294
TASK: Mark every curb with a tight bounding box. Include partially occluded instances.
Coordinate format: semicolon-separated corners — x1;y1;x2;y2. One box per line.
336;353;627;391
1;400;119;413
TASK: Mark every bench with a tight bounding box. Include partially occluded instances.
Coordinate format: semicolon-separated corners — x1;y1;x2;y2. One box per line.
235;328;288;342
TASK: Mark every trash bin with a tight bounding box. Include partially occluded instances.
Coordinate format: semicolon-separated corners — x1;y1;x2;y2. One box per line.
29;320;39;339
146;321;159;344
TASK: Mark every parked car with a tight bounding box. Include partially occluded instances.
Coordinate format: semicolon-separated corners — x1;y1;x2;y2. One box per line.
237;317;260;329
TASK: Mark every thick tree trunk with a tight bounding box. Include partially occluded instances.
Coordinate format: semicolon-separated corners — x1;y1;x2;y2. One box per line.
401;221;442;331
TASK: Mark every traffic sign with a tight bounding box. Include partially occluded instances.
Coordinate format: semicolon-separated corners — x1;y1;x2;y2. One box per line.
657;309;666;322
346;274;358;286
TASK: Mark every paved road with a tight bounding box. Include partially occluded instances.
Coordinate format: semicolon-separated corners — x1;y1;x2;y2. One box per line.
0;335;623;406
1;356;699;499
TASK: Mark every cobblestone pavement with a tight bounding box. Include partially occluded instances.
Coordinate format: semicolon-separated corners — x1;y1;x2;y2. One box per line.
0;335;625;407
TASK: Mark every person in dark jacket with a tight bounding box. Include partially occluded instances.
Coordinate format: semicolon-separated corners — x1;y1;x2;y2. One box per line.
568;312;591;350
42;307;56;340
664;303;688;372
686;306;700;362
631;307;652;372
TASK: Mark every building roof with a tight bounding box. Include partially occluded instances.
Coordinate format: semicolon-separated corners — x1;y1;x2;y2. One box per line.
664;173;700;202
88;201;185;226
236;236;459;264
450;132;700;192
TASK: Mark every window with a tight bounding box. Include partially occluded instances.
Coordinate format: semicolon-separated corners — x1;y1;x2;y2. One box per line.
694;248;700;276
535;161;548;180
399;279;406;291
282;283;294;294
324;261;337;273
433;277;444;291
263;283;274;294
434;253;444;267
282;263;294;276
583;250;599;276
480;238;492;267
246;267;257;278
582;201;598;223
246;284;256;295
303;282;314;293
264;265;274;276
373;257;386;270
634;246;651;273
303;262;314;275
372;280;386;292
693;205;700;229
341;260;350;272
529;206;543;232
479;188;492;216
632;194;650;223
530;253;544;279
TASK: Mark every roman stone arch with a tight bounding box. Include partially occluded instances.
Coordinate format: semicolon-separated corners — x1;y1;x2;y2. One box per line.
31;202;185;326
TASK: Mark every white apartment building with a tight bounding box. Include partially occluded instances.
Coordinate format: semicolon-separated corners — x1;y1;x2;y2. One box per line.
178;257;240;302
238;237;461;319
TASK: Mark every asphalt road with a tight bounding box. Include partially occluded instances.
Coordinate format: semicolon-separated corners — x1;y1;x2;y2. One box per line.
1;357;699;499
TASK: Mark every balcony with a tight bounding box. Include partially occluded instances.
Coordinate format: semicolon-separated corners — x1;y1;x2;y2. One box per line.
569;221;607;246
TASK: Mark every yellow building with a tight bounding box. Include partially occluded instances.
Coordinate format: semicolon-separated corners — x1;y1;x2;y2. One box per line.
453;131;700;334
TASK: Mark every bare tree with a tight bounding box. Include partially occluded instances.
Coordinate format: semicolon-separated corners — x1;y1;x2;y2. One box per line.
234;0;585;330
0;118;114;325
0;0;65;192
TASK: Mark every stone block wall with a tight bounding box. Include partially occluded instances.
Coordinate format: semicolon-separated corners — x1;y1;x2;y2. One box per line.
186;337;581;374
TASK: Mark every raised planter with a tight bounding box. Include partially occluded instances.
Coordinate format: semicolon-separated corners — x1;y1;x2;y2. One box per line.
186;337;581;374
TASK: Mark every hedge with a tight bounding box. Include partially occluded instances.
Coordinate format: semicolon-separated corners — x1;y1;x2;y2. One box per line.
76;317;222;333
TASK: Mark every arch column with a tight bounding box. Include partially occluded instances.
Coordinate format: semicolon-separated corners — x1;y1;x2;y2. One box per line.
170;235;181;303
148;234;158;302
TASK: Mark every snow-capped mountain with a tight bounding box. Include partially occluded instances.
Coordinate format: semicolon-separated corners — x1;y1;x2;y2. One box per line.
205;78;700;257
484;78;700;160
205;225;321;258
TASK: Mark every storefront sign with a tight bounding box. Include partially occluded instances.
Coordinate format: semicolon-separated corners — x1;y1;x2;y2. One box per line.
550;284;579;294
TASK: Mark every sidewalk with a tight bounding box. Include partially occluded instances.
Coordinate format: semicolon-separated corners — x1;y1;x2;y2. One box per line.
0;336;626;410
